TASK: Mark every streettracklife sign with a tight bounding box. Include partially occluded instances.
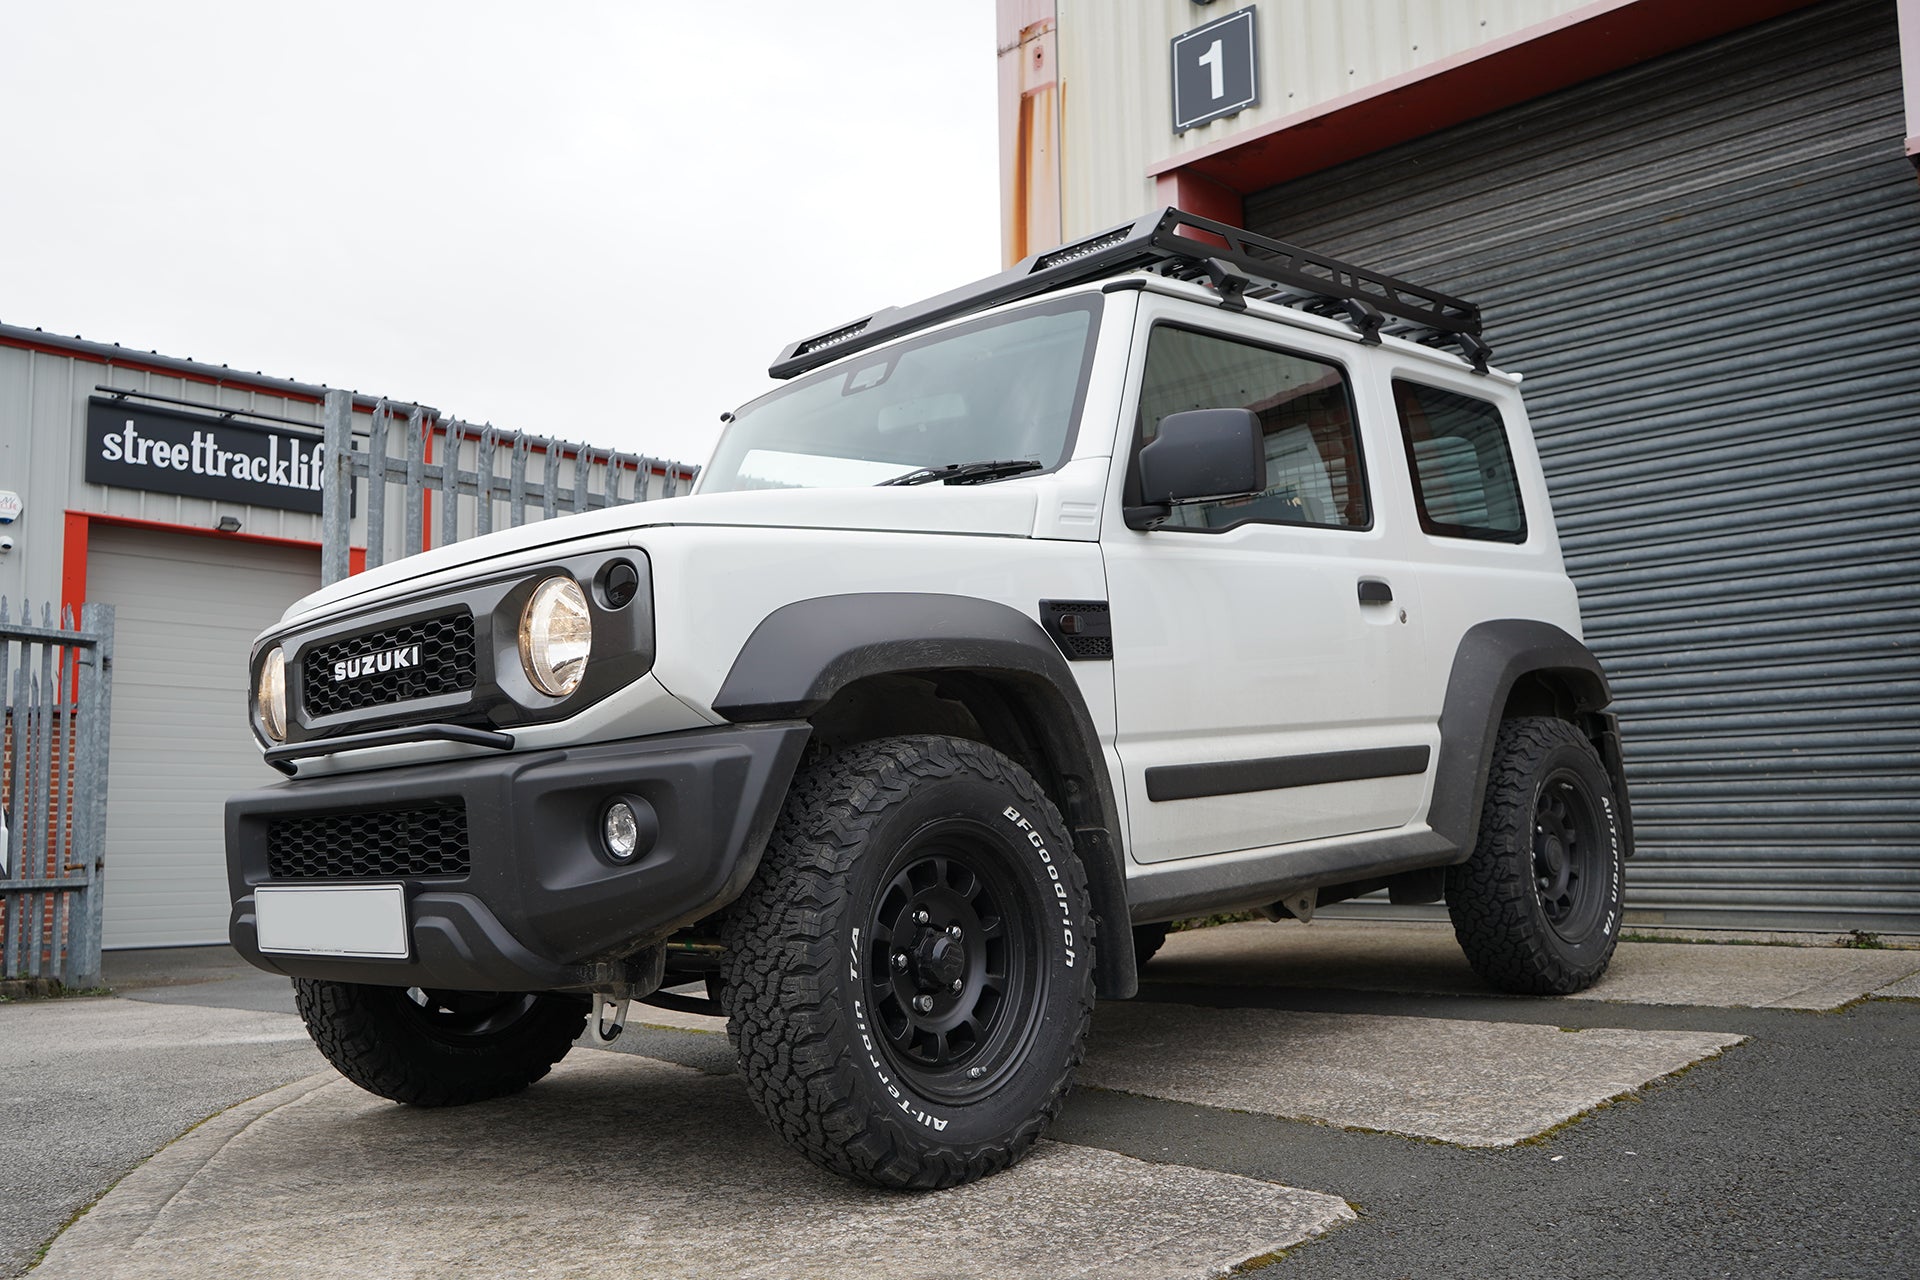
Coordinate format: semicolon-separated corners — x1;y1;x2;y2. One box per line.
85;396;326;515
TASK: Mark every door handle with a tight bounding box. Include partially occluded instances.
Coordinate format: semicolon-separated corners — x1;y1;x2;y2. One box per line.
1357;578;1394;606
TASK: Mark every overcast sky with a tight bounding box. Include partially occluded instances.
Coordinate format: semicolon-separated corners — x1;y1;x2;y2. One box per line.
0;2;1000;467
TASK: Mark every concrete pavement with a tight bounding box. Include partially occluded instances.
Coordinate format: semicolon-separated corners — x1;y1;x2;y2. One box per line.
30;1059;1353;1280
0;995;320;1279
8;921;1918;1278
1141;919;1920;1009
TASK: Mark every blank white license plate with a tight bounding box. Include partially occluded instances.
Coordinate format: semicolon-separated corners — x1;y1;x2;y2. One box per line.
255;884;411;959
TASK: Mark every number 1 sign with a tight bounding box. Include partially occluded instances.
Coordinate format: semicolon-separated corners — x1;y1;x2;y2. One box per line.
1171;6;1259;134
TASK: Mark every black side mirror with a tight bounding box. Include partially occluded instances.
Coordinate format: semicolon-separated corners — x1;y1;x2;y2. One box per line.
1125;408;1264;529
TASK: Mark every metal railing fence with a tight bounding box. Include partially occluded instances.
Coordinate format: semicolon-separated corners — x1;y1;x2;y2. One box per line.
0;601;114;989
319;390;696;587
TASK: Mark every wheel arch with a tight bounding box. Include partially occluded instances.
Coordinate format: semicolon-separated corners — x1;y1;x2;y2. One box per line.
712;593;1138;997
1432;619;1634;859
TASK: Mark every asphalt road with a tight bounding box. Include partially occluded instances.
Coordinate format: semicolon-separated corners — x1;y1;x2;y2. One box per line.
6;932;1917;1278
1062;987;1920;1279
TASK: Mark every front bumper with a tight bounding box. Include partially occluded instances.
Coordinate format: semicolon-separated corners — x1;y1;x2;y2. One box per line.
226;722;810;991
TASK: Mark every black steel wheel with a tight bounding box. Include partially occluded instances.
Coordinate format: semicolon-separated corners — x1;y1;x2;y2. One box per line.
863;830;1044;1101
724;734;1096;1190
1531;767;1609;940
293;979;588;1107
1446;717;1626;995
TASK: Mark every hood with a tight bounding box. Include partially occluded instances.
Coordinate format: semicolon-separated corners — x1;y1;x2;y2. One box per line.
289;483;1041;618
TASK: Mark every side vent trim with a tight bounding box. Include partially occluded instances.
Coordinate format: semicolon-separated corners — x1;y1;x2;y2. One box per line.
1039;600;1113;662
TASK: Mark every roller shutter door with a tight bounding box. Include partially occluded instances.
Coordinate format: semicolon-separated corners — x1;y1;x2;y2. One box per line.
1246;0;1920;931
90;527;320;947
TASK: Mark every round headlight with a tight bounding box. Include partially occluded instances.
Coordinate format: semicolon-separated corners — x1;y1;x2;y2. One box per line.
257;648;288;743
520;576;592;697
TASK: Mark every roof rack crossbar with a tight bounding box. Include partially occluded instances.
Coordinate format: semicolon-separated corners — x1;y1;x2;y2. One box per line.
770;208;1489;380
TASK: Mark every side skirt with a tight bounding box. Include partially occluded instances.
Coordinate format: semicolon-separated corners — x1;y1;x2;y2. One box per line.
1124;828;1458;924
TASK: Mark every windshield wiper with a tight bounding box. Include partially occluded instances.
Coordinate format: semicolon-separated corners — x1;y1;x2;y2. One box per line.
877;459;1044;487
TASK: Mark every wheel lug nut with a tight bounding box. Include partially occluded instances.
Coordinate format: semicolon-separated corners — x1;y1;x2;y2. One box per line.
891;951;908;970
968;1066;984;1079
913;995;934;1013
913;910;930;925
946;924;962;938
950;979;963;993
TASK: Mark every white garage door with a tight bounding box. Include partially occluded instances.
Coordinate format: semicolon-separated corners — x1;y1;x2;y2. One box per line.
89;526;320;948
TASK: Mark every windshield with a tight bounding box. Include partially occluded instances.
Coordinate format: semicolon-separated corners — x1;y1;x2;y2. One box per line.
699;295;1102;493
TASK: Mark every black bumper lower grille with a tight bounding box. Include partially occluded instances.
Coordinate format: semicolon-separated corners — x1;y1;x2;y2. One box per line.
302;613;478;719
267;804;472;880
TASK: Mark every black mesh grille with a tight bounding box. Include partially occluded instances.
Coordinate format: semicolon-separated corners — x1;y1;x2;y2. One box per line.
302;613;477;718
267;805;471;880
1063;634;1113;659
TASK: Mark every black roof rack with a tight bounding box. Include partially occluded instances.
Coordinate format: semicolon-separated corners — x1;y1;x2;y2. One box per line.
770;207;1489;380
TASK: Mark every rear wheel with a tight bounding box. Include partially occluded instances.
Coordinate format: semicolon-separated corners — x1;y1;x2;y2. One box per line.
293;980;588;1107
1446;717;1625;995
724;734;1096;1190
1132;921;1172;970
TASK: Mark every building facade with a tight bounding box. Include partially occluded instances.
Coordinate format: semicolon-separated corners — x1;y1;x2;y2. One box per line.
1001;0;1920;931
0;326;695;947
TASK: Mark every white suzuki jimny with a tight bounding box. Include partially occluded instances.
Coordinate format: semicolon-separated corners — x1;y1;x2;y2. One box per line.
229;209;1631;1190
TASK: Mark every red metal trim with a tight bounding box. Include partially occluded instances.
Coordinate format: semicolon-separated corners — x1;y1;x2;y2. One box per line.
59;512;91;620
1149;0;1827;193
1152;170;1245;232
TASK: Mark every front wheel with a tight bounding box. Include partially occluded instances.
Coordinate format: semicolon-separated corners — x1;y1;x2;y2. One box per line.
723;735;1096;1190
1446;717;1626;995
293;980;588;1107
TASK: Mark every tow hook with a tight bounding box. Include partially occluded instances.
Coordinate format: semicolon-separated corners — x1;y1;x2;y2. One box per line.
591;993;631;1044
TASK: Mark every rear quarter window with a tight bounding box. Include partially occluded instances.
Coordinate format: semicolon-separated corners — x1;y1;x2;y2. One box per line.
1392;380;1527;543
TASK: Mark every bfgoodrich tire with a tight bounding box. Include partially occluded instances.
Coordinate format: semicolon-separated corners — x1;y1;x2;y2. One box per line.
1446;717;1626;995
722;734;1097;1190
293;981;588;1107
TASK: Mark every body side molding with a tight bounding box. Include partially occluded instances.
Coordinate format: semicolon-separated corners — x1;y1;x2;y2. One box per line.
1146;745;1431;803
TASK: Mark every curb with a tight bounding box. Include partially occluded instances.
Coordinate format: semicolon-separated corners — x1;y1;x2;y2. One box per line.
31;1072;339;1276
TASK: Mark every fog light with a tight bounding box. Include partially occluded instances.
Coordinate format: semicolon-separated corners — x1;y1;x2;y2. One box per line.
604;801;641;861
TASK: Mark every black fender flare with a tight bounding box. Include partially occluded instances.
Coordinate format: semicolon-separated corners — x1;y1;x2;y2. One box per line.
1431;619;1633;858
712;592;1139;998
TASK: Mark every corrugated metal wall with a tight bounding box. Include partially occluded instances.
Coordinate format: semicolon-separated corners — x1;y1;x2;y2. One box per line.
1246;0;1920;932
1054;0;1591;232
